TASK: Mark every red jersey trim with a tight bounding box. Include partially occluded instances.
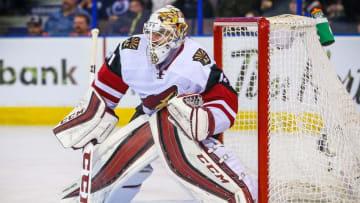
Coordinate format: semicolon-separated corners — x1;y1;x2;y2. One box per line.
92;84;120;104
201;84;238;126
97;63;129;94
204;103;234;126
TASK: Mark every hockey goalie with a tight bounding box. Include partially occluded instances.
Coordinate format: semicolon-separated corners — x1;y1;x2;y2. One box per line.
53;5;258;203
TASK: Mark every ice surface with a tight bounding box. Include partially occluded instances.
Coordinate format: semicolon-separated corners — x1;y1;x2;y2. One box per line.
0;126;196;203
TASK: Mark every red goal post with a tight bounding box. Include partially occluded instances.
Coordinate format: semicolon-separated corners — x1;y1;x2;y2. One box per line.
214;17;270;203
213;15;360;203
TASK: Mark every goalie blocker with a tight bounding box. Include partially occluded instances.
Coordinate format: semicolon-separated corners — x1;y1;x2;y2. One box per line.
53;87;119;149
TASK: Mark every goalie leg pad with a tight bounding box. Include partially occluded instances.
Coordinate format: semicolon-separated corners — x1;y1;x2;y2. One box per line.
150;109;257;203
105;165;153;203
200;139;258;202
61;115;158;202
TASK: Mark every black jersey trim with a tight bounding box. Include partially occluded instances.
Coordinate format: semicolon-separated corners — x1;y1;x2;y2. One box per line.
105;44;123;78
205;64;237;95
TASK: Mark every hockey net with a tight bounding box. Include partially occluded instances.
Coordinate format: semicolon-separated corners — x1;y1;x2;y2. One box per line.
213;15;360;202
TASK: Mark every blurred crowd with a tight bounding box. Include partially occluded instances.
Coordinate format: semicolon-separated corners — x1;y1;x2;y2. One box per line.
0;0;359;36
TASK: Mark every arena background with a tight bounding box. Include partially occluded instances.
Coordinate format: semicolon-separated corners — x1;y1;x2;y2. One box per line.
0;35;359;126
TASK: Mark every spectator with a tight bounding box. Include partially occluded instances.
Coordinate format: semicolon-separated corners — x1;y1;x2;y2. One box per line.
78;0;103;16
110;0;150;35
290;0;344;18
303;0;342;16
261;0;273;12
303;1;357;34
216;0;262;17
324;1;344;18
262;0;290;17
289;0;303;15
27;15;48;36
342;0;360;33
173;0;214;18
70;13;90;36
0;0;30;15
100;0;129;20
44;0;90;36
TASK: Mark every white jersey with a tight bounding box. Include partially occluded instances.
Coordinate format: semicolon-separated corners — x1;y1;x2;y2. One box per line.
93;34;238;134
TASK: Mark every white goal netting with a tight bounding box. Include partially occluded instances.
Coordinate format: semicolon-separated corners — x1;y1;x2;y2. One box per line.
216;15;360;202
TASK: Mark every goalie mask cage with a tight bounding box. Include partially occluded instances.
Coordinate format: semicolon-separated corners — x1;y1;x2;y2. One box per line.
213;15;360;202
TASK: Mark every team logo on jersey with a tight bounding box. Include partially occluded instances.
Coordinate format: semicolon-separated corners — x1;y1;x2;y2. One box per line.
192;48;211;66
150;52;159;64
121;37;140;50
142;86;178;110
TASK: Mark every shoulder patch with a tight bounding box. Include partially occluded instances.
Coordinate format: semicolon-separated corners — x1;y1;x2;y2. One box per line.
121;37;140;50
192;48;211;66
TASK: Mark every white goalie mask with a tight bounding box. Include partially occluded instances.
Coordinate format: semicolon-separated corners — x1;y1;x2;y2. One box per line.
143;5;188;64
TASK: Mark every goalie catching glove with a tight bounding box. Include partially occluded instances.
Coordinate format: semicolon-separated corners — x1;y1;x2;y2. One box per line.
167;94;215;141
53;87;119;149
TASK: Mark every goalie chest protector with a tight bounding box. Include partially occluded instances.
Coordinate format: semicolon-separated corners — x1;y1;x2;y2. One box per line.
119;35;216;113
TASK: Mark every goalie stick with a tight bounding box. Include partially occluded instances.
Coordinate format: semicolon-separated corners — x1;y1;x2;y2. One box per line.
79;28;99;203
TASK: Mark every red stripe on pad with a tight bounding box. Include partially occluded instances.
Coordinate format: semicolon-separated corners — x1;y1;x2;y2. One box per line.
53;93;102;134
63;123;154;199
157;109;237;202
90;123;153;193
